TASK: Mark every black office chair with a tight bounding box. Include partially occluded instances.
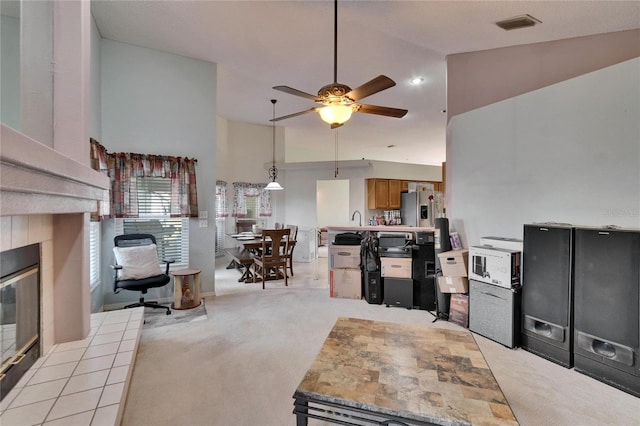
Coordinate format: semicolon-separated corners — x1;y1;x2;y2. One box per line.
112;233;174;315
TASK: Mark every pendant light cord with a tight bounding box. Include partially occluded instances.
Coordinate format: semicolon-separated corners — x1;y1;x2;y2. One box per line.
272;100;276;168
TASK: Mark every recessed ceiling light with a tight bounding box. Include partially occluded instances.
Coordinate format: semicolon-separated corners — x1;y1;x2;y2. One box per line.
410;77;424;85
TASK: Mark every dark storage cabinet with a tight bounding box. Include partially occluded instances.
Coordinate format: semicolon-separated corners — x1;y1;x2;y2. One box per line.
521;224;574;367
573;227;640;397
469;279;521;348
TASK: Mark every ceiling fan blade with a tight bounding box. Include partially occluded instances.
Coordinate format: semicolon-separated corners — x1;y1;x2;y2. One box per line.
271;108;319;122
356;104;408;118
345;75;396;101
273;86;320;101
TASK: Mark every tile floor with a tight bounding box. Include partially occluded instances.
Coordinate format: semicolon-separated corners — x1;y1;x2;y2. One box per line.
0;308;143;426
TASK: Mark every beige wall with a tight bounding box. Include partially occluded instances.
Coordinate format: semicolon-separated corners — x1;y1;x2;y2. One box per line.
447;29;640;119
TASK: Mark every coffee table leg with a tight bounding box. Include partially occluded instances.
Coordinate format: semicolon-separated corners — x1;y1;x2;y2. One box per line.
294;398;308;426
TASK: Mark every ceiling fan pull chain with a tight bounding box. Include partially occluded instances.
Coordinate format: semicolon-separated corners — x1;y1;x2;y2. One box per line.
334;129;339;177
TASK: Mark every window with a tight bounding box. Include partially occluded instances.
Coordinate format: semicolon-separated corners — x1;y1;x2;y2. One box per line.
115;177;190;267
215;181;228;257
245;196;259;219
89;221;100;290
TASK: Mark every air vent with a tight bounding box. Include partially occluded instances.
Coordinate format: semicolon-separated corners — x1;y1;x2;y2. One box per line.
496;14;542;31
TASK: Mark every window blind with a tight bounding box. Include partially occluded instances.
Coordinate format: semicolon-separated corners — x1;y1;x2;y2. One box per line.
114;176;190;267
89;221;100;289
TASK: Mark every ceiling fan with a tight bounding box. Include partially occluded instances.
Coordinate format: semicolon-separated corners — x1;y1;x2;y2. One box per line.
272;0;408;129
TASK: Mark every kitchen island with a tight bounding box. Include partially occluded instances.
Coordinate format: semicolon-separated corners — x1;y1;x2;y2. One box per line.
325;225;435;249
326;226;435;300
325;225;435;234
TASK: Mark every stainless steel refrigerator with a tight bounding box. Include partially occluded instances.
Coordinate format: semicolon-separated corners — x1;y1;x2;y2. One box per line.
401;191;432;227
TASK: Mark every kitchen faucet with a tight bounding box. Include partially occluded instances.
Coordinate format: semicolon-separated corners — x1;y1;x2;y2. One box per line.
351;210;362;227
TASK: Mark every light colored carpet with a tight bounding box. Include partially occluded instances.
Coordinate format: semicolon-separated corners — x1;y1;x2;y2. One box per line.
122;257;640;426
142;301;207;329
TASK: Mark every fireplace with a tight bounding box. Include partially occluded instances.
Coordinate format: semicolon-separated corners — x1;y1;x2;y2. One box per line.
0;243;40;401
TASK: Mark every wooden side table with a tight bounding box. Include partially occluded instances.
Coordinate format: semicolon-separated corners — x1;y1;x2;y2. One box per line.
171;268;202;310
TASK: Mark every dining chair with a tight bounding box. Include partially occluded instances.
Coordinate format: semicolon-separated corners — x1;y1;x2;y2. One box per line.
284;224;298;277
253;228;290;289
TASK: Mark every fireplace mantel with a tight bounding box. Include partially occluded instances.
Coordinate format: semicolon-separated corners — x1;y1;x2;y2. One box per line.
0;124;109;216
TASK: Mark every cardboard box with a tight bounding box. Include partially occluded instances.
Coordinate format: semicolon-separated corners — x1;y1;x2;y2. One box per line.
381;257;412;279
437;249;469;277
330;245;361;269
480;236;523;252
437;276;469;293
449;294;469;328
469;245;521;288
330;268;362;299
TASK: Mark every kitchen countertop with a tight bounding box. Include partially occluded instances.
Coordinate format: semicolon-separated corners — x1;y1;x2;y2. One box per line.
325;225;434;233
294;317;518;426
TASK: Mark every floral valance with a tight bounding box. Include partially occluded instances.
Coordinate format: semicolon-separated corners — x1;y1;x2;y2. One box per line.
90;138;198;219
232;182;272;217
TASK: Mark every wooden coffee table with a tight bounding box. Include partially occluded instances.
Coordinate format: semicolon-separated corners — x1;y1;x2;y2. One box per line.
293;317;518;425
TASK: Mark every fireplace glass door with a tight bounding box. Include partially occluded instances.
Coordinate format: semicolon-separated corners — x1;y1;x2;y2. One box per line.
0;243;40;401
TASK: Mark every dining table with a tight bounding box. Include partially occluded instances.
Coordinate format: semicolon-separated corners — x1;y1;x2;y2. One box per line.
225;233;296;282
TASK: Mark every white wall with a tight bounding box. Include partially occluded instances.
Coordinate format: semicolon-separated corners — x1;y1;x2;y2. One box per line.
100;39;217;300
368;161;441;181
284;163;369;229
317;180;350;227
215;117;286;232
448;57;640;248
90;16;101;140
1;15;20;129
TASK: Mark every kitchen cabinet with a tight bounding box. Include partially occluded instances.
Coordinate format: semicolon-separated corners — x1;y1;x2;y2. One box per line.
388;180;401;208
367;179;401;209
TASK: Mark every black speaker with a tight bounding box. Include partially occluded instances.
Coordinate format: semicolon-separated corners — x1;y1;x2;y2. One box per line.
573;227;640;397
364;270;383;305
412;240;436;311
434;218;451;319
521;224;574;367
384;278;413;309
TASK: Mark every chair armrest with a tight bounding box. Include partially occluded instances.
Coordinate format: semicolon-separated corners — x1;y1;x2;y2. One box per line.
111;264;123;292
162;259;175;274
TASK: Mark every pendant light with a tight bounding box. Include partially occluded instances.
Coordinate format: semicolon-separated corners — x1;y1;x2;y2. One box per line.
266;99;284;191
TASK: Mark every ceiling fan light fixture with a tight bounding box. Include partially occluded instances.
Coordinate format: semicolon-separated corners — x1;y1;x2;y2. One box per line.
319;104;353;125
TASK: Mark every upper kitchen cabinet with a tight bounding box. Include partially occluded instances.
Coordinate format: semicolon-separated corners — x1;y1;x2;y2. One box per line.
367;179;402;209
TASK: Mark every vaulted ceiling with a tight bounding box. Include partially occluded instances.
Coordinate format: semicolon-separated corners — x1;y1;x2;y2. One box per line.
88;1;640;166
